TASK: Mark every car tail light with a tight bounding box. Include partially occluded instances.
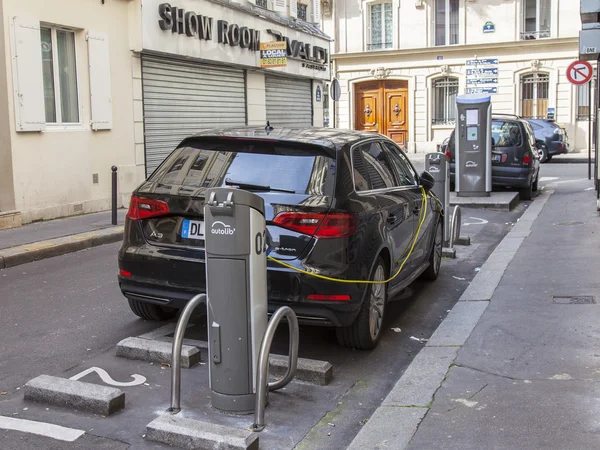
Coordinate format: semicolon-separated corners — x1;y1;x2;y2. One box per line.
445;150;451;159
126;195;170;220
307;294;351;301
119;269;132;277
273;212;358;238
523;153;531;164
558;144;564;150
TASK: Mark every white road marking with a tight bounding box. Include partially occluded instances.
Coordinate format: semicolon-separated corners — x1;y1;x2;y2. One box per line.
538;177;559;182
585;187;594;191
0;416;84;442
463;217;488;226
69;367;146;387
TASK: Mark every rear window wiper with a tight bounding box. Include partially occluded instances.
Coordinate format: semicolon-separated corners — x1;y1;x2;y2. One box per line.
224;179;296;194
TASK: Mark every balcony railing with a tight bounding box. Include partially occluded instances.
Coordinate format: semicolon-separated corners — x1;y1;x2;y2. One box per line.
520;30;551;40
368;42;393;51
256;0;268;9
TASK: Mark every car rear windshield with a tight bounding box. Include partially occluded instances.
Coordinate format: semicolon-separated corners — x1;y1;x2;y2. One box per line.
148;144;335;196
492;120;522;147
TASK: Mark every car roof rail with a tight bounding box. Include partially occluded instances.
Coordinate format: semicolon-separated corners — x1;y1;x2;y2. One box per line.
492;113;522;120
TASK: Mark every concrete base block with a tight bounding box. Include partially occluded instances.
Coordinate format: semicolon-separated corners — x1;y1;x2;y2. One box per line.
442;248;456;258
269;355;333;386
450;192;519;211
456;236;471;246
24;375;124;416
146;414;259;450
116;337;200;368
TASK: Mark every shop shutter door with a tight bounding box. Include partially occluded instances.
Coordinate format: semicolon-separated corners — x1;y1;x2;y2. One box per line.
142;55;246;176
265;75;313;128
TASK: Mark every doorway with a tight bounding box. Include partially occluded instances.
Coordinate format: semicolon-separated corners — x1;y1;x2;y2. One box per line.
354;80;408;145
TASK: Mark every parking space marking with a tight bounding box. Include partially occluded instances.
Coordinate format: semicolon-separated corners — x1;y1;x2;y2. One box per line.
69;367;147;387
0;416;84;442
463;217;488;226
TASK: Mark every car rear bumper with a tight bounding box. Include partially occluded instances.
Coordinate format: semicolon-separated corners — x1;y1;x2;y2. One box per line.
118;253;368;328
547;141;570;156
450;164;534;188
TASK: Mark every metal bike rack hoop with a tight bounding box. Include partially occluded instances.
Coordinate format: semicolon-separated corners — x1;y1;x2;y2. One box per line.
252;306;299;432
169;293;207;413
449;205;461;250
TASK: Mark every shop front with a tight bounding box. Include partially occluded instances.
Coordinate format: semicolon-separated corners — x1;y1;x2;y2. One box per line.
139;0;330;175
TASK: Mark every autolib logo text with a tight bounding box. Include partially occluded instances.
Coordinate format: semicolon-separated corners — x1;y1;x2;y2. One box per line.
211;221;235;236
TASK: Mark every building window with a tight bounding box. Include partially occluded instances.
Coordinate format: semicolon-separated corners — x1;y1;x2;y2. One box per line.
40;26;79;124
577;76;596;121
521;73;549;119
432;77;459;125
256;0;268;9
369;2;393;50
297;2;308;20
521;0;551;40
435;0;459;46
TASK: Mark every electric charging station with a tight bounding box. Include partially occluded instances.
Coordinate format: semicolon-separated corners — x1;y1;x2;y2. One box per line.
425;152;450;244
204;188;269;414
455;94;492;197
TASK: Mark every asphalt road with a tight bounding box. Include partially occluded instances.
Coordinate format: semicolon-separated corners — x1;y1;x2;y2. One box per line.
0;170;570;448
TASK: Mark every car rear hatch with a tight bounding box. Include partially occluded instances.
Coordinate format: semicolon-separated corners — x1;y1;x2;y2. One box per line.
491;120;532;168
128;136;338;261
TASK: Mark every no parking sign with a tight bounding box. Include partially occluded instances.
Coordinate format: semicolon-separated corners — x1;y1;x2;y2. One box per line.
566;61;593;85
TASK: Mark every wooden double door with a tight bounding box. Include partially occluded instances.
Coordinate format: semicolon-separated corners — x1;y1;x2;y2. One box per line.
355;80;408;145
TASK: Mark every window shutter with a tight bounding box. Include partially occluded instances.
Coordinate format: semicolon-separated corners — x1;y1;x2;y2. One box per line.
273;0;287;13
290;0;298;18
87;31;112;131
312;0;321;23
10;17;45;132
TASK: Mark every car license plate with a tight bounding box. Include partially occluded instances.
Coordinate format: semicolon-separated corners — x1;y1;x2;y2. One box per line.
492;154;501;162
181;220;205;239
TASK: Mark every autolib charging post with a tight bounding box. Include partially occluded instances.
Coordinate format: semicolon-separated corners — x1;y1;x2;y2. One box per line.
455;94;492;197
169;187;299;433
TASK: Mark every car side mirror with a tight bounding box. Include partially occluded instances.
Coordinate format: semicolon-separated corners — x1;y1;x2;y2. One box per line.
419;171;435;191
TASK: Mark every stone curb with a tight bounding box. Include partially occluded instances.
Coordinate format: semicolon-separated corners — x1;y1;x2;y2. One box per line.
115;337;201;368
24;374;125;416
346;190;554;450
269;354;333;386
146;414;259;450
0;227;124;269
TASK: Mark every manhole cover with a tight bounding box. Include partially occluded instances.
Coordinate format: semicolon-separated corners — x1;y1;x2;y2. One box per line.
554;221;584;227
552;296;596;305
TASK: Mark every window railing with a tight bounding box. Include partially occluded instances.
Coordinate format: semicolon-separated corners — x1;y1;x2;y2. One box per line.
297;3;308;21
520;30;551;40
368;42;393;50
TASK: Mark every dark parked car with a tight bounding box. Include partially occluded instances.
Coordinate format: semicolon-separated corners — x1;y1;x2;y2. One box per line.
446;115;541;200
118;128;443;350
525;119;570;163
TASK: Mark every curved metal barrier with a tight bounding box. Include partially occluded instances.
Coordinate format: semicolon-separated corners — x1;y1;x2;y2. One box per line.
168;293;207;413
253;306;299;432
449;205;461;249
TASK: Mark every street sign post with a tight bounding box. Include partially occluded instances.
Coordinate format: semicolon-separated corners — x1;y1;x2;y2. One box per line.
566;60;593;85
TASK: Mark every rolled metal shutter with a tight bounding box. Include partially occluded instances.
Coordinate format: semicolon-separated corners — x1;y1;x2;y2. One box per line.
265;75;313;128
141;55;246;176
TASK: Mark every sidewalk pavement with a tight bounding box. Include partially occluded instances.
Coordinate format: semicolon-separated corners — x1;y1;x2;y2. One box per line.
0;210;125;269
348;177;600;449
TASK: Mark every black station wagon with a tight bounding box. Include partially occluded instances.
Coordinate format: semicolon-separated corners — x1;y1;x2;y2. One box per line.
118;128;443;349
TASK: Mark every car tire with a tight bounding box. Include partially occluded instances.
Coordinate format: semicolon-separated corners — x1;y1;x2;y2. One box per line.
336;257;387;350
532;176;539;192
422;221;443;281
538;145;549;163
128;298;177;321
546;155;552;162
519;182;533;201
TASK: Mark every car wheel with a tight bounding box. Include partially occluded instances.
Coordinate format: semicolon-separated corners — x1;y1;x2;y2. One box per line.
128;298;177;321
546;155;552;162
538;145;549;163
336;257;387;350
422;221;443;281
519;182;533;201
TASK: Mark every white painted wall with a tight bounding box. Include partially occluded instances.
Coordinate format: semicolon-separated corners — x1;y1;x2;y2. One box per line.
1;0;138;222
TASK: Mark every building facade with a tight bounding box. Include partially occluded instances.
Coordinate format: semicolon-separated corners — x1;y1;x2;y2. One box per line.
323;0;587;153
0;0;328;227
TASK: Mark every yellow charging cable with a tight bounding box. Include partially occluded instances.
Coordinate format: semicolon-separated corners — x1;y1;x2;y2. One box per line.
266;187;430;285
